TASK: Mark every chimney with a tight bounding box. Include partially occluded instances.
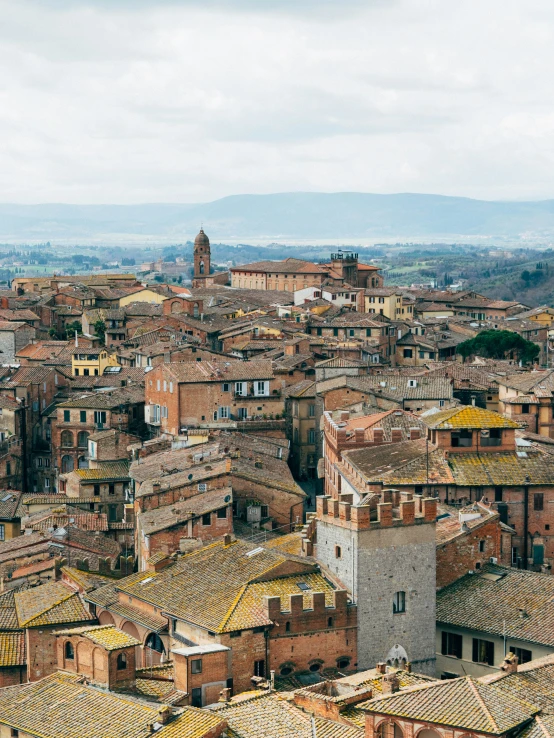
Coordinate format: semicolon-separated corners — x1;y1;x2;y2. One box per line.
223;534;232;546
373;428;384;445
218;688;232;703
157;706;172;726
376;662;386;674
381;673;400;694
500;652;518;674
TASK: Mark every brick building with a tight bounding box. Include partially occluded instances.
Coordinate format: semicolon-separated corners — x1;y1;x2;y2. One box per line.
54;387;145;473
86;538;356;699
145;359;283;433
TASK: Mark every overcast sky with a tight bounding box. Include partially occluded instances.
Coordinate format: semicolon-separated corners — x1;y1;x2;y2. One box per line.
2;0;554;204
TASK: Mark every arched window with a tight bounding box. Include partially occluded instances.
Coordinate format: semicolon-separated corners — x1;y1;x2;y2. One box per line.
145;633;165;653
328;616;334;628
285;621;291;632
193;303;199;318
77;431;89;448
117;652;127;670
61;430;73;448
78;455;89;469
61;455;74;473
65;641;74;660
378;723;404;738
199;261;205;274
309;662;321;672
337;657;351;669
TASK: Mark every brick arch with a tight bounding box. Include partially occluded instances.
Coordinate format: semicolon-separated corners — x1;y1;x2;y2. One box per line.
415;729;443;738
376;718;405;738
120;621;140;641
170;300;183;313
98;610;115;626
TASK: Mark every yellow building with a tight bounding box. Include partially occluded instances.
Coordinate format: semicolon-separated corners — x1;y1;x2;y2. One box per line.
118;288;168;307
72;348;119;377
364;288;411;319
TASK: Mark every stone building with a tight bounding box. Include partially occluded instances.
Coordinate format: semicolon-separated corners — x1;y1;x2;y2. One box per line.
307;493;437;675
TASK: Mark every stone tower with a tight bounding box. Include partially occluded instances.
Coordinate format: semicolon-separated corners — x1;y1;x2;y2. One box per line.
194;228;211;279
310;491;437;675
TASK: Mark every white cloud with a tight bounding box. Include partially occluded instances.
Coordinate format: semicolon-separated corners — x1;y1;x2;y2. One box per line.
1;0;554;203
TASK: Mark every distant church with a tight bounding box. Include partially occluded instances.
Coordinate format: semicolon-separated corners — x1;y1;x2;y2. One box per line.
191;228;229;288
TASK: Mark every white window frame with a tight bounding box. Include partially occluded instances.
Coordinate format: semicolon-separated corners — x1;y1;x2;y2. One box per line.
218;406;230;419
254;380;269;397
235;382;246;396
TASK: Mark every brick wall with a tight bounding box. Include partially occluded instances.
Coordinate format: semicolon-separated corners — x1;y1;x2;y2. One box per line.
436;518;503;589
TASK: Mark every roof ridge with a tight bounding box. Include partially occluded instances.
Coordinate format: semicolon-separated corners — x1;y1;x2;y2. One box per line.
467;677;499;732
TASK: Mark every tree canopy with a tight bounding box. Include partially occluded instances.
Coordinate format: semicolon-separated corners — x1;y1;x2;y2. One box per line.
456;329;540;365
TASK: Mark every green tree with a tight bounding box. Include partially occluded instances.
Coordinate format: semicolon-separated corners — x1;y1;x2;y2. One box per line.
457;330;539;365
93;319;106;344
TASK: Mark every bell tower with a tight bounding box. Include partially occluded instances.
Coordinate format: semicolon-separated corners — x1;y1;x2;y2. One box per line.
193;228;211;279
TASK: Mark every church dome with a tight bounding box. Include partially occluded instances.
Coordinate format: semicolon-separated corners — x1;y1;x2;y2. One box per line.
194;228;210;248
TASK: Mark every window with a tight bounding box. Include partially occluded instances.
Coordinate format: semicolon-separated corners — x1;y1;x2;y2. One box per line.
392;591;406;614
94;484;100;496
451;429;472;447
45;479;50;488
309;663;321;672
108;483;115;496
308;429;316;444
80;410;87;423
534;493;544;511
117;653;127;670
191;688;202;708
522;404;530;414
285;621;291;632
222;383;230;392
512;546;519;566
235;382;246;396
77;431;88;448
108;505;117;522
337;657;350;669
254;659;265;677
63;410;70;422
403;348;413;358
473;638;494;665
495;487;503;502
308;404;315;417
260;505;269;518
328;616;334;627
479;540;485;553
191;659;202;674
218;406;230;419
509;646;532;664
94;411;107;425
255;381;269;396
441;631;463;659
65;641;74;659
280;665;293;675
335;545;342;559
202;513;211;526
0;524;5;541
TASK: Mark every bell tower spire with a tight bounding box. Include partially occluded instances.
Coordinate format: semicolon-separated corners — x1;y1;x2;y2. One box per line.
193;227;210;279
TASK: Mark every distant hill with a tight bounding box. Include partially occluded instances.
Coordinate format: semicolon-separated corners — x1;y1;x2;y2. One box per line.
3;192;554;242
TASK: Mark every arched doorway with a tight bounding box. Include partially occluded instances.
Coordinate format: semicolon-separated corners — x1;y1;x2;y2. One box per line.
61;430;73;448
61;455;74;473
144;632;166;667
386;644;408;669
378;722;404;738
